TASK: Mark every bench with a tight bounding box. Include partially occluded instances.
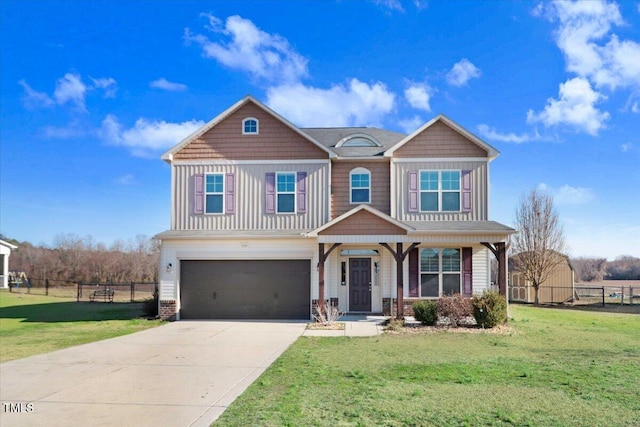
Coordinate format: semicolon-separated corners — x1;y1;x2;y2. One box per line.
90;289;115;302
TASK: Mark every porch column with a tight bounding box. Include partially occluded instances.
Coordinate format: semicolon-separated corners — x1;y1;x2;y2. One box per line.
481;242;507;296
318;243;342;310
380;242;420;319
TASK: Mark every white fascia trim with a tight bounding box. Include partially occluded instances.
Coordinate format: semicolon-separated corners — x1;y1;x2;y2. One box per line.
172;159;330;166
334;156;389;161
391;157;488;163
175;251;315;260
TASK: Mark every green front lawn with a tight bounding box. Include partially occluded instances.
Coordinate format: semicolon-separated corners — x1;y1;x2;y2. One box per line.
0;291;164;362
215;305;640;427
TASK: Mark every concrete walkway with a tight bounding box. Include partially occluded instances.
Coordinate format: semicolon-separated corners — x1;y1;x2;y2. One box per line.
0;321;306;427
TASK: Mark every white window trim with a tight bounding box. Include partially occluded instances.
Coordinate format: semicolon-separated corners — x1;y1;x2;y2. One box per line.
419;170;461;212
419;247;462;297
205;173;224;215
275;171;296;214
242;117;259;135
349;167;371;204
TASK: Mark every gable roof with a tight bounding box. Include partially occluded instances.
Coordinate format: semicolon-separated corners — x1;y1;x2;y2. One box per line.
384;114;499;160
0;239;18;250
307;205;414;237
161;95;335;162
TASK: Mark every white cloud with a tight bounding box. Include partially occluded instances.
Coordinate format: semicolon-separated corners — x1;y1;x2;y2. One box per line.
544;0;640;91
184;14;308;84
538;182;596;205
446;58;481;87
150;78;188;91
18;79;54;108
620;143;635;152
43;121;86;139
526;77;609;135
265;79;396;127
18;73;117;111
404;83;432;112
372;0;404;12
632;101;640;113
91;77;118;98
53;73;87;110
476;124;541;144
398;115;424;133
114;174;138;186
101;115;205;157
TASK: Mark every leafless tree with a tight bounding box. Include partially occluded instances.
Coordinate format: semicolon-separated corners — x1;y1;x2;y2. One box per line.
512;188;567;306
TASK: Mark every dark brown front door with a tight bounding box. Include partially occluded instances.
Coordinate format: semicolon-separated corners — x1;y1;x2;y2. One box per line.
349;258;371;312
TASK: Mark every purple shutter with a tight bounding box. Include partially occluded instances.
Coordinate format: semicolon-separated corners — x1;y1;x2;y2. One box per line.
462;170;472;212
408;171;419;213
409;248;419;297
462;247;473;296
297;172;307;213
265;173;276;214
225;173;235;214
194;174;204;215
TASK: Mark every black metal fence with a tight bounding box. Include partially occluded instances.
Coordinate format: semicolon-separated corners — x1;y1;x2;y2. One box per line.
7;277;156;303
77;282;156;303
509;284;640;306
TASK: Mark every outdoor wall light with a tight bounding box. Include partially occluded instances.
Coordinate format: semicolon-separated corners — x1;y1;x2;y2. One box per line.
166;263;173;273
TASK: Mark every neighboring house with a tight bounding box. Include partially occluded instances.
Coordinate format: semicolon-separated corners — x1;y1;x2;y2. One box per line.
509;252;576;304
0;239;18;289
155;95;516;320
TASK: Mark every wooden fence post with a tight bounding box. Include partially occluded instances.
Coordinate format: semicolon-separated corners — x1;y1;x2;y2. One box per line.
601;286;605;307
130;282;134;302
77;282;81;302
45;278;49;296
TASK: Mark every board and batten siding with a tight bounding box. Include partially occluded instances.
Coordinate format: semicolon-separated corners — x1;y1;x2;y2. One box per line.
392;160;489;221
172;162;330;231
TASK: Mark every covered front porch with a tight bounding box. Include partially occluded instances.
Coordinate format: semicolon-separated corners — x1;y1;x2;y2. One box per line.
308;205;515;319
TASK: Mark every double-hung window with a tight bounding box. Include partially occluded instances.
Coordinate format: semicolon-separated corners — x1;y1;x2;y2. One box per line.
420;248;461;297
205;174;224;214
419;170;460;212
350;168;371;203
276;172;296;213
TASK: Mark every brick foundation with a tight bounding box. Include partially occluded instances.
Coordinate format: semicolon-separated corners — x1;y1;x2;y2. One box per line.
383;298;423;317
159;300;177;321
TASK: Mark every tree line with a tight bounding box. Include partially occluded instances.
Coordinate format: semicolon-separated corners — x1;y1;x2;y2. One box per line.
2;233;159;284
570;255;640;282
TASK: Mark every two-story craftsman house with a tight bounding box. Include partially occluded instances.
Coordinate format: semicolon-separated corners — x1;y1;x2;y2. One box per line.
155;95;515;320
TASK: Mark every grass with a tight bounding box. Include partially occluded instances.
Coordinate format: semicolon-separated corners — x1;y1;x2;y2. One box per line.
0;290;164;362
214;304;640;427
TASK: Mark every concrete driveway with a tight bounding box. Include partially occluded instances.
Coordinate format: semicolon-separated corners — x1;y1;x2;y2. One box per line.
0;320;306;427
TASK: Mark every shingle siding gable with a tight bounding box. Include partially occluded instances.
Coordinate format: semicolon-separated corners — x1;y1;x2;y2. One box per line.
173;103;329;161
394;121;488;158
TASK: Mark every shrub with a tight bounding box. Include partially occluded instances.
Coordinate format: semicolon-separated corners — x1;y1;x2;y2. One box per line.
437;294;472;327
472;290;507;328
384;318;405;332
412;300;438;325
142;285;159;318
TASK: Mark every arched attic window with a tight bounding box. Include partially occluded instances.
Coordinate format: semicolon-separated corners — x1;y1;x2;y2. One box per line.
350;167;371;204
242;117;259;135
336;133;382;147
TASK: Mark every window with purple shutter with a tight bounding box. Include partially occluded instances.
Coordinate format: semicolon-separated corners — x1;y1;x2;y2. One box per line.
462;170;472;212
194;174;204;215
408;171;419;213
462;247;473;296
225;173;235;214
265;173;276;214
297;172;307;213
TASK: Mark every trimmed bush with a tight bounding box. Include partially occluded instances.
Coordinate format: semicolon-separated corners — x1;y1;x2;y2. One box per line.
412;300;438;325
437;294;473;327
472;290;507;328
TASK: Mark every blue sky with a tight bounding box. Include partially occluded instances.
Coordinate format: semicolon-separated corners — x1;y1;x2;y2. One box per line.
1;0;639;259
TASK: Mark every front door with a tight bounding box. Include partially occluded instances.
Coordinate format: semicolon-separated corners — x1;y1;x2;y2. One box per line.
349;258;371;312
